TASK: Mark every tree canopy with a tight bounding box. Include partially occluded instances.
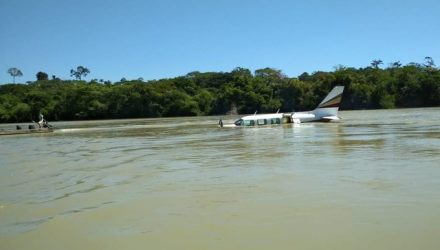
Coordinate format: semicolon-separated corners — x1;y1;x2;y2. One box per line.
1;59;439;123
36;71;49;81
7;67;23;84
70;66;90;80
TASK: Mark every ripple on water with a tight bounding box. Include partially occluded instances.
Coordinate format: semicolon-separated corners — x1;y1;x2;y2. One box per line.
0;216;54;235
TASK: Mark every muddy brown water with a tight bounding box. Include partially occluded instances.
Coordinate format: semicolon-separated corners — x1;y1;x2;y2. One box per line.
1;108;440;249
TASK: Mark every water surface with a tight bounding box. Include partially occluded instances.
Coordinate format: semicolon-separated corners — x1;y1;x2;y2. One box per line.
1;108;440;249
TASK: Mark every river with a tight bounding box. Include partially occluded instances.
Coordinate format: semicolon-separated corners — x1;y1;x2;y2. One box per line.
1;108;440;249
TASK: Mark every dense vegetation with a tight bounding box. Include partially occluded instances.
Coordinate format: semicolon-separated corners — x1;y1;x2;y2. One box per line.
1;60;439;123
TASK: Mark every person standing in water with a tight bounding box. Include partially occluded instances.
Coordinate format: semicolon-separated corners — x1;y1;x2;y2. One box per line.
37;113;49;128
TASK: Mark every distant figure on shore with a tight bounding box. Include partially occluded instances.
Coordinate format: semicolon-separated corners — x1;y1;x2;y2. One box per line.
37;114;49;128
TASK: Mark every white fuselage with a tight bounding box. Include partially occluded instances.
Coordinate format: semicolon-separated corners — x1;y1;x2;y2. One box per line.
222;110;339;127
220;86;344;127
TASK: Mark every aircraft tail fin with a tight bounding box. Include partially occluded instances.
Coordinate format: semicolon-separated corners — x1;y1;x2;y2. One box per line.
313;86;344;119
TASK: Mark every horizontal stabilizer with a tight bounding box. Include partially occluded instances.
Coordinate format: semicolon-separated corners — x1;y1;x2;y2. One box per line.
321;116;341;121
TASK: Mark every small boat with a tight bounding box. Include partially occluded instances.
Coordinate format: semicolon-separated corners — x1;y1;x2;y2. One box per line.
0;126;54;136
0;113;54;136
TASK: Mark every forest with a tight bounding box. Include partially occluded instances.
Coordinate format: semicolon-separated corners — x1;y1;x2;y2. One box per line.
1;59;439;123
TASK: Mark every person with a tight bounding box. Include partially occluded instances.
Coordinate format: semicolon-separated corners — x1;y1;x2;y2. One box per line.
37;113;49;128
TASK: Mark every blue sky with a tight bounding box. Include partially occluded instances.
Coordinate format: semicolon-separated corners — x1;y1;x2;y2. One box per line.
1;0;439;84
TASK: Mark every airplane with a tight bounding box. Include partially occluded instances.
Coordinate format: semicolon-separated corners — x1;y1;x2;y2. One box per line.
219;85;344;127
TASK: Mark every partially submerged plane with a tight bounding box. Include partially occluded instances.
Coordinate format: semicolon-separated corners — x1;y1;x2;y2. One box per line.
219;86;344;127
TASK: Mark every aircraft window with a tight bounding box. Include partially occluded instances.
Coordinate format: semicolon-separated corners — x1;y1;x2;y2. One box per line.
257;119;267;125
234;119;243;126
243;120;255;126
270;118;281;124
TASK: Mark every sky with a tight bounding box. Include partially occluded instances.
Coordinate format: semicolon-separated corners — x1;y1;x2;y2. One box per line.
1;0;439;84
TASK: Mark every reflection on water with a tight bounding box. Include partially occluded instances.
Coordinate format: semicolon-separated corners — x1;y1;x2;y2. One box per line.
1;108;440;249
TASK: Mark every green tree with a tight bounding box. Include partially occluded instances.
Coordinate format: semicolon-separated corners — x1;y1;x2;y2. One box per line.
11;102;31;121
194;89;215;115
371;59;383;69
389;61;402;68
7;67;23;83
254;67;286;79
424;56;435;68
36;71;49;81
70;66;90;80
